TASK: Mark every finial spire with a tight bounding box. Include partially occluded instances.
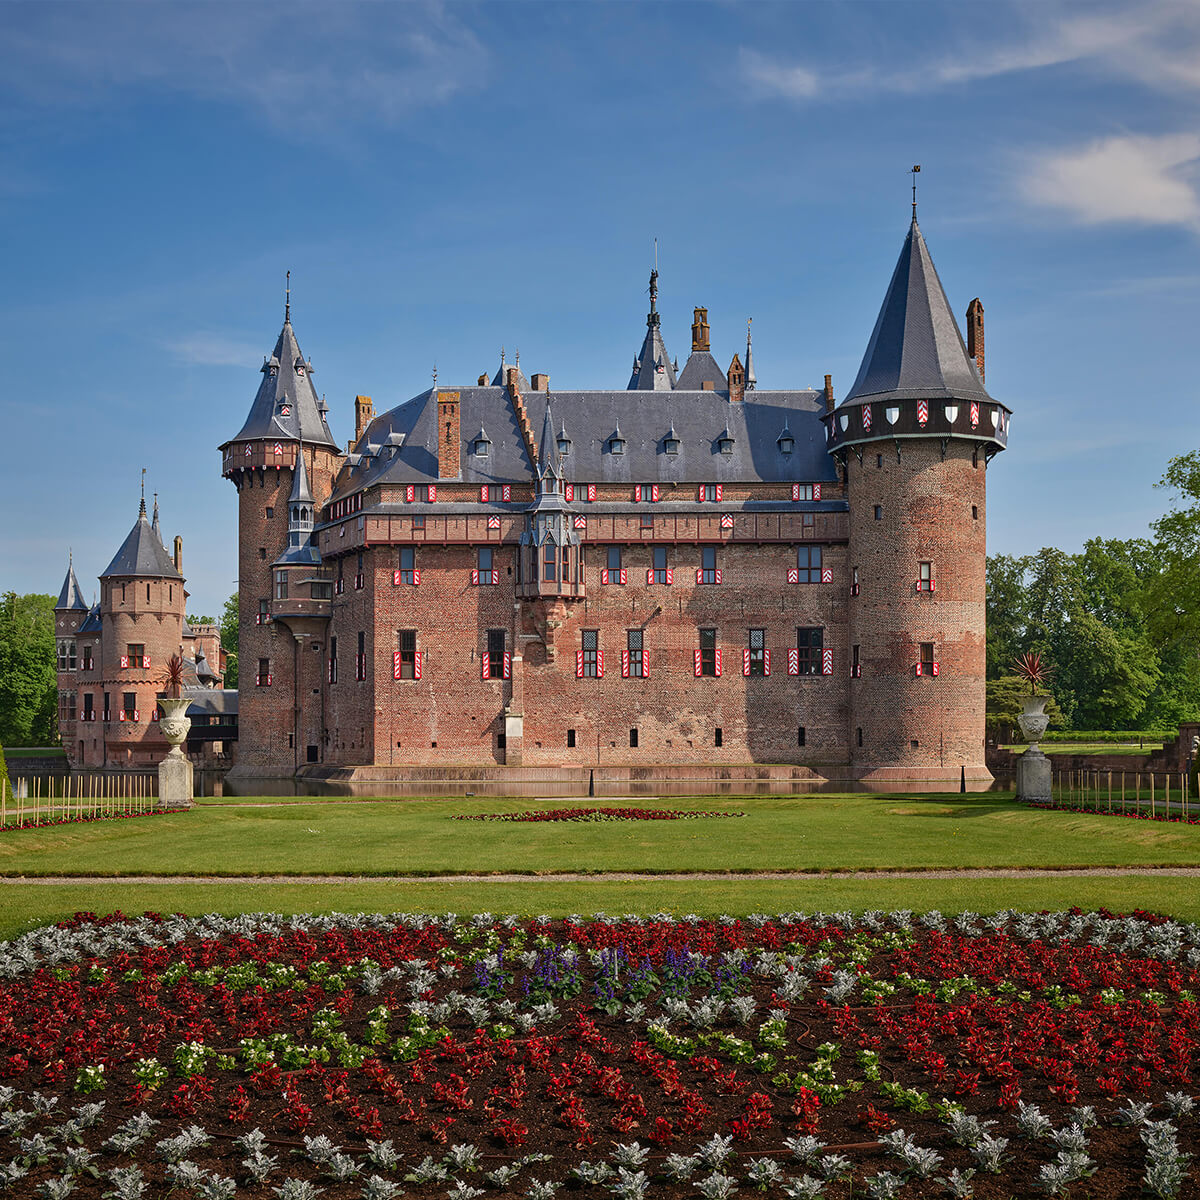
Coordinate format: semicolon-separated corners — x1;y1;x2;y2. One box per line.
745;317;756;391
432;363;438;387
911;164;921;220
647;245;660;329
285;270;291;323
515;348;519;368
139;469;146;516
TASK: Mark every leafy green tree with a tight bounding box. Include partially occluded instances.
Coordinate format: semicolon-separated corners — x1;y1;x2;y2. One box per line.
186;613;216;626
985;553;1030;678
219;592;238;689
986;675;1063;742
0;593;58;745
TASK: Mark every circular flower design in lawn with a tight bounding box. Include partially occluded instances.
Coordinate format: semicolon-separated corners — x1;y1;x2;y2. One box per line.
1;908;1199;1196
455;807;746;822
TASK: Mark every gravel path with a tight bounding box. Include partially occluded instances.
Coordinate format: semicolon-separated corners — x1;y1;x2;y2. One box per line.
4;866;1200;884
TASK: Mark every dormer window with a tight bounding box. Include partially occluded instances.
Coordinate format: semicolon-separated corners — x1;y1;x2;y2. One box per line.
557;431;571;457
474;436;490;457
609;433;625;455
294;356;308;378
777;427;794;454
717;431;735;455
663;428;680;455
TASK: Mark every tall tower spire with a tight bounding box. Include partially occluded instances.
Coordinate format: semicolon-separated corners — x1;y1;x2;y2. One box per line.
745;318;756;391
139;469;146;517
285;270;291;324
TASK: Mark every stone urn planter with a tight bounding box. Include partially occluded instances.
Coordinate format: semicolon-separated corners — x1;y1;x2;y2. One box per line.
1017;695;1050;751
1016;695;1052;803
157;697;194;810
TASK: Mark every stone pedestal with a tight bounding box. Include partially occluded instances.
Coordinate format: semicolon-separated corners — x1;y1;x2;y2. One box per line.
1017;747;1052;802
157;698;194;810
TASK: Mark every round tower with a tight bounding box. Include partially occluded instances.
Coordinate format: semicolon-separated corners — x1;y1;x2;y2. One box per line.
827;217;1010;786
219;297;342;779
53;554;90;766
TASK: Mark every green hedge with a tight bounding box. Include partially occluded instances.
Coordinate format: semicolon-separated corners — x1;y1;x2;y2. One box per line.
1041;730;1174;744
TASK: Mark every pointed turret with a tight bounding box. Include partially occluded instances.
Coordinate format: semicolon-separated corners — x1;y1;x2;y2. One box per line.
627;269;677;390
55;557;88;611
226;308;339;452
101;499;182;579
842;218;992;408
536;399;562;493
151;494;162;542
275;446;320;564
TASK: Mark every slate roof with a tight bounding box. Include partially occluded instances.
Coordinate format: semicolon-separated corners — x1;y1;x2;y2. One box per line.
185;687;238;718
676;350;728;391
78;603;102;634
332;385;838;503
841;218;993;408
100;502;183;579
55;563;88;611
628;322;677;390
223;319;340;451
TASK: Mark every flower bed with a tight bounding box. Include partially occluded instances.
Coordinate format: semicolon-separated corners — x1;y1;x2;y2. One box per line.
1023;800;1200;826
454;808;745;823
0;809;177;835
0;908;1198;1197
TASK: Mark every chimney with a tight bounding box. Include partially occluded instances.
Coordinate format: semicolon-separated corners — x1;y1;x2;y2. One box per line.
701;381;715;391
966;298;985;383
437;391;461;478
824;374;835;414
478;373;488;385
173;536;183;575
354;395;375;443
531;373;549;392
691;307;710;352
727;353;745;403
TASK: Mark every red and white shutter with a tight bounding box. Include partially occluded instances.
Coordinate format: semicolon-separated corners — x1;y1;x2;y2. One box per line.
601;568;610;585
822;649;833;676
714;569;723;584
619;569;627;585
931;661;940;676
480;485;489;502
491;570;499;585
764;650;771;676
573;515;586;530
565;484;574;501
970;402;980;429
587;484;597;502
120;655;129;668
862;405;872;432
393;651;401;680
792;483;800;502
471;569;480;585
481;652;490;680
596;650;604;678
788;649;799;676
646;569;654;585
665;568;673;585
503;652;511;679
715;648;722;676
915;662;923;676
502;485;511;502
488;515;501;529
694;650;702;677
621;650;630;678
428;485;437;502
144;655;151;667
721;513;733;529
576;651;585;678
917;401;929;426
715;484;723;502
132;709;139;722
392;570;401;586
642;649;650;678
698;484;705;502
634;485;642;502
821;567;833;584
412;569;421;585
787;567;799;585
414;651;422;680
695;568;704;584
651;484;659;502
813;483;821;501
743;649;751;677
406;484;415;502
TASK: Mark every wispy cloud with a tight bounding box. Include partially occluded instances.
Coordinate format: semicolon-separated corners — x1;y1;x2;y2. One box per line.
1023;134;1200;229
737;4;1200;102
0;1;488;139
168;334;264;369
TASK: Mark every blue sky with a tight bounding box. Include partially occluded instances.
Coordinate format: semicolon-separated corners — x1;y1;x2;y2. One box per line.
3;0;1199;618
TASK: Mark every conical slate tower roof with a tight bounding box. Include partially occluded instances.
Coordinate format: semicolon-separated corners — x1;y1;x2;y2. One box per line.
226;317;340;451
55;561;88;610
627;269;677;391
100;499;182;580
841;219;992;408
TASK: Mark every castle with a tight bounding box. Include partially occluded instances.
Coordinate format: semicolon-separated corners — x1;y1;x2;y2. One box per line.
209;214;1009;785
52;502;231;769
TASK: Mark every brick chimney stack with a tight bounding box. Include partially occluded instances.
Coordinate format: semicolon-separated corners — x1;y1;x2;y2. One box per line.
437;391;461;478
173;536;183;574
690;307;710;352
354;395;375;443
727;353;745;402
966;298;985;383
824;374;835;413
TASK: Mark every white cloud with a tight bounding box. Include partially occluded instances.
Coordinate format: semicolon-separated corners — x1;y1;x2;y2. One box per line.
168;334;264;369
0;1;488;139
1023;134;1200;228
738;48;818;100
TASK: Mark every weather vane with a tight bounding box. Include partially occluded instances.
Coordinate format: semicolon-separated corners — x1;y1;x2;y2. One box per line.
911;165;921;219
285;270;291;322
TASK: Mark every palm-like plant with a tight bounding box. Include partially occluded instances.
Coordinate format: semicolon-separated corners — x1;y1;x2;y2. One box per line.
1013;651;1051;697
160;653;187;700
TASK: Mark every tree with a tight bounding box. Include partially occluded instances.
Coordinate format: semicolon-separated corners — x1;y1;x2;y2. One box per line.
986;675;1064;742
219;592;238;689
985;553;1030;678
186;613;216;626
0;593;58;746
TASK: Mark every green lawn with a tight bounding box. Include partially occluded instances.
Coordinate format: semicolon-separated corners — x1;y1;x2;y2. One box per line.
2;874;1198;942
1003;743;1162;756
4;793;1200;878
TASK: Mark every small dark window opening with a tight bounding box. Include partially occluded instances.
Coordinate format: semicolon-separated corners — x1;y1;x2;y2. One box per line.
307;744;319;763
911;739;920;749
920;642;935;674
857;727;864;747
497;732;506;749
487;629;506;678
259;548;266;560
972;505;979;520
567;728;576;748
288;733;294;749
874;505;883;521
266;506;274;519
629;728;639;748
641;512;654;529
714;727;723;748
876;454;883;468
798;726;806;747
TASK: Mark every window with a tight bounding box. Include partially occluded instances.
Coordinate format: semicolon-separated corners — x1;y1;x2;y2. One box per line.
852;644;861;678
397;630;417;679
562;545;571;583
798;726;806;747
398;547;416;585
796;627;823;675
609;435;625;455
795;546;823;583
857;727;864;747
474;437;490;457
876;454;883;469
543;541;557;582
329;636;338;684
258;598;270;625
852;567;860;596
919;642;937;676
801;512;815;533
275;570;289;600
641;512;654;529
626;629;645;678
652;546;670;585
874;505;883;521
972;505;979;521
700;484;718;501
103;692;111;723
355;552;364;589
478;547;493;572
579;629;600;678
629;728;639;748
259;548;267;560
698;627;719;677
700;545;718;584
257;658;271;687
663;435;680;455
81;645;93;671
57;640;77;671
122;692;136;719
718;434;734;454
603;546;624;585
357;632;366;681
413;514;426;529
567;728;576;748
918;561;934;592
126;644;146;669
265;506;274;519
486;629;506;679
746;628;766;677
715;727;723;747
793;484;815;501
82;693;94;721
